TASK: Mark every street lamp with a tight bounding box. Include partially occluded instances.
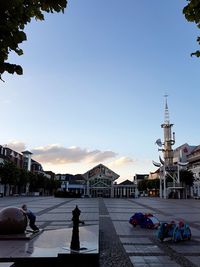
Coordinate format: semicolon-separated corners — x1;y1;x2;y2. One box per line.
153;139;167;199
152;160;162;198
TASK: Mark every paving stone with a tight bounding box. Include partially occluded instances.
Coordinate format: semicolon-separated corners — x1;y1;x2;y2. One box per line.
123;244;163;253
186;256;200;266
129;255;181;266
170;244;200;253
0;263;14;267
120;237;153;244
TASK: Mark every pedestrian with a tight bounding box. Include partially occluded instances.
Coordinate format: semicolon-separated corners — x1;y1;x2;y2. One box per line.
21;204;39;232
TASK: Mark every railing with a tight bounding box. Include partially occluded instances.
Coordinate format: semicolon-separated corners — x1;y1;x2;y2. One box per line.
167;182;182;187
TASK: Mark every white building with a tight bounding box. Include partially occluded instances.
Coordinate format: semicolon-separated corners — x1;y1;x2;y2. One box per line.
187;145;200;198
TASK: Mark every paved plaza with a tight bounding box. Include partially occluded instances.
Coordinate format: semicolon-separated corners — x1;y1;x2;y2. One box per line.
0;196;200;266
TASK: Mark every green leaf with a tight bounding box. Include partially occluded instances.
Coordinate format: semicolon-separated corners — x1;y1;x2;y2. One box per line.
0;0;68;79
15;65;23;75
191;50;200;57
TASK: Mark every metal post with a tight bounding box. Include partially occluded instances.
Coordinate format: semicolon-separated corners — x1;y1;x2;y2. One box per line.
159;168;162;198
177;164;180;199
177;164;180;184
163;164;166;199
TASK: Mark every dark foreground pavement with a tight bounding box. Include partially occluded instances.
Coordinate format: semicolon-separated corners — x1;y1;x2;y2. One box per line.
0;196;200;267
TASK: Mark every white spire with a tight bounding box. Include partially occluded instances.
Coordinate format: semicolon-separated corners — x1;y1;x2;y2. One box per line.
164;94;170;124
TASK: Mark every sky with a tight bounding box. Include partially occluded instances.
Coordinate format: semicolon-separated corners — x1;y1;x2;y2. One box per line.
1;0;200;183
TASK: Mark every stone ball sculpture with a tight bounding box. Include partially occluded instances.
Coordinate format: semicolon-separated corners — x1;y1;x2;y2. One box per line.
0;206;27;234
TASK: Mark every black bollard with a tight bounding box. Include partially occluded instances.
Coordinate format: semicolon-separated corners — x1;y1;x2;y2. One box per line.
70;205;82;251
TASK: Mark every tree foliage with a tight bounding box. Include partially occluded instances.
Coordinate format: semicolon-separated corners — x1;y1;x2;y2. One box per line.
0;160;60;195
183;0;200;57
138;178;160;192
0;160;19;185
166;169;194;187
0;0;67;81
1;1;200;81
180;169;194;186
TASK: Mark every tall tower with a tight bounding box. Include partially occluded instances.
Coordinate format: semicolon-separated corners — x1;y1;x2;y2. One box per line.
161;95;175;167
22;150;32;171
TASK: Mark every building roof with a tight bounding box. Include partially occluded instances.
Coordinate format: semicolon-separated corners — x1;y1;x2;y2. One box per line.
118;179;133;185
22;150;33;155
134;174;149;180
190;145;200;154
83;163;120;180
174;143;196;155
150;168;160;174
174;143;189;151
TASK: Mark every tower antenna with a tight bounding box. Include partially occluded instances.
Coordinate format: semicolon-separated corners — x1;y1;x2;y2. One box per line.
164;94;169;124
161;94;175;166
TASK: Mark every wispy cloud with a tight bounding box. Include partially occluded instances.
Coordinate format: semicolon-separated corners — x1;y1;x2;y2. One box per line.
31;144;117;164
5;141;135;171
108;156;135;167
6;140;26;153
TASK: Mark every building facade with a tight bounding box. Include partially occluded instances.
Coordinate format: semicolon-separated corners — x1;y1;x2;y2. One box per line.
55;173;86;196
113;179;137;198
0;145;44;174
56;164;137;198
0;145;45;195
83;164;119;197
187;145;200;198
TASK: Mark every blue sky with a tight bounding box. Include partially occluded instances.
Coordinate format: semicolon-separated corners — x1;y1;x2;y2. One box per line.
1;0;200;182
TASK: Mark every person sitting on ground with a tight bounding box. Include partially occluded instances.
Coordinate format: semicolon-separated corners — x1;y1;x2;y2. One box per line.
21;204;39;232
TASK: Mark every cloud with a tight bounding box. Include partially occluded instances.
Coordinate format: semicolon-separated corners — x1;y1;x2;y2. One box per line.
6;140;26;153
31;144;117;164
108;156;135;167
4;141;135;169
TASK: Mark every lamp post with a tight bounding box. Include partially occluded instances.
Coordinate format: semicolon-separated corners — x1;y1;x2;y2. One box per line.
152;160;162;198
163;163;166;199
154;138;167;199
153;137;169;199
158;155;167;199
177;161;189;199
